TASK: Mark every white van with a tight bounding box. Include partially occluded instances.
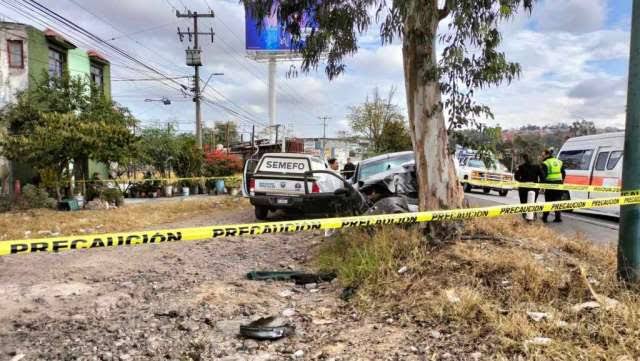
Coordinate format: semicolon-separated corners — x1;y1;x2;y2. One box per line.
557;132;624;216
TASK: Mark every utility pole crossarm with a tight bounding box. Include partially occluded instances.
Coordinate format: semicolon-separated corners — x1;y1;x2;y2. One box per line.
175;9;216;149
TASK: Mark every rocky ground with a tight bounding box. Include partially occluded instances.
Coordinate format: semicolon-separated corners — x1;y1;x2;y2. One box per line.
0;199;454;361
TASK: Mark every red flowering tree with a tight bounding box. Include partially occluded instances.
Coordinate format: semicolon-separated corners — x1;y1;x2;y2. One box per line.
203;147;242;177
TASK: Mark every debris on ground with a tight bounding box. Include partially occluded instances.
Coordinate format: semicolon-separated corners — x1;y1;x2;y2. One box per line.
340;286;358;301
246;270;336;285
526;311;552;322
239;316;295;340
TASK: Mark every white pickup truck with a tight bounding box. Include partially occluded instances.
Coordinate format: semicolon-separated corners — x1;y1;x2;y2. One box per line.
457;157;514;196
244;153;365;220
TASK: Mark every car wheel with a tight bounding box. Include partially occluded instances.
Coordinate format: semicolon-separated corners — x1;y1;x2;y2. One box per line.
499;190;509;197
254;206;269;220
483;188;491;194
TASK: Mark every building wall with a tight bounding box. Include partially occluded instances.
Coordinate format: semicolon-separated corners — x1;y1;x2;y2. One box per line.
102;62;111;99
0;24;29;109
68;48;90;82
26;26;49;85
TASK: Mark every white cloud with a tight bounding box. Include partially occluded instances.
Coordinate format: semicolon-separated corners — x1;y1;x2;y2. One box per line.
533;0;607;34
0;0;630;136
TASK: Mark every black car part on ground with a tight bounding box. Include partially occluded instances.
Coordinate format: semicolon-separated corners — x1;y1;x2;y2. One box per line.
246;271;337;285
366;196;411;214
239;316;295;340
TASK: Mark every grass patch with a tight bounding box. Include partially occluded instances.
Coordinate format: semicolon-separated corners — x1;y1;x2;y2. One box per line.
0;196;249;240
317;217;640;359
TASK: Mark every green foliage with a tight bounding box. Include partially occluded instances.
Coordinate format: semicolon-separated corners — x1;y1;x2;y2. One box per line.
173;134;204;178
136;126;181;177
450;125;503;167
101;188;124;207
16;184;57;210
378;119;413;153
0;73;137;199
0;195;11;212
243;0;533;129
348;87;406;152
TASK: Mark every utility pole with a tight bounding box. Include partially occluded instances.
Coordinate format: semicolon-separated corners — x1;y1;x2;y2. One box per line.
273;124;282;145
619;0;640;283
226;121;230;155
268;58;276;142
318;116;331;159
176;10;215;149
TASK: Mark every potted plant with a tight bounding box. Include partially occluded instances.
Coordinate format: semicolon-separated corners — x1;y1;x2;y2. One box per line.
180;180;190;196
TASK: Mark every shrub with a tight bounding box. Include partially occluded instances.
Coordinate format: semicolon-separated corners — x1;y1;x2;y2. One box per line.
203;150;242;177
101;188;124;206
0;194;12;212
16;184;57;210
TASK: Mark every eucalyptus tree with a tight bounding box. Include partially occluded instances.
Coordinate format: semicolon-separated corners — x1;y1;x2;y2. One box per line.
245;0;533;239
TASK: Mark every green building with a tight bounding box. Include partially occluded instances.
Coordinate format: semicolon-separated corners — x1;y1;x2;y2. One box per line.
1;22;112;188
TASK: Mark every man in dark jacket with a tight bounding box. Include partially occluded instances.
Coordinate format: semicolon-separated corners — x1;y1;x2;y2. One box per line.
342;158;356;180
514;154;541;206
540;148;566;223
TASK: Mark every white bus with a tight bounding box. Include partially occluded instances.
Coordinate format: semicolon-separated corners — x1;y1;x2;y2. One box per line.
558;132;624;217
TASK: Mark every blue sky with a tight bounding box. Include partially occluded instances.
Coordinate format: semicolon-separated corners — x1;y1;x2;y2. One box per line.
0;0;632;137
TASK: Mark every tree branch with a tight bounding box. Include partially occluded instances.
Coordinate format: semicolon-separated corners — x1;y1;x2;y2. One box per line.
438;2;450;20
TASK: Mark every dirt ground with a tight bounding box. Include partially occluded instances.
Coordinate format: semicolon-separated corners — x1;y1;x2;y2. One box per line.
0;198;455;361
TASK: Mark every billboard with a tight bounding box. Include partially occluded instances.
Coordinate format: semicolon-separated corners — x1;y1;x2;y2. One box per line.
245;2;316;52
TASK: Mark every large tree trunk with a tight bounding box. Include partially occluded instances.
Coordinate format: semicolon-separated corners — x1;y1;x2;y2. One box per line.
402;5;463;223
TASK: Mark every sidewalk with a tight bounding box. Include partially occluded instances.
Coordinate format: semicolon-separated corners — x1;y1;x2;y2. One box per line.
125;194;224;205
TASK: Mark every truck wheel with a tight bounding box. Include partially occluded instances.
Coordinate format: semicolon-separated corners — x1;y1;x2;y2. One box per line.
499;189;509;197
483;188;491;194
254;206;269;220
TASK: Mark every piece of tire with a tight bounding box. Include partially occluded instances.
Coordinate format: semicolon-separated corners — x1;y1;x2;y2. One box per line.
254;206;268;220
499;190;508;197
483;188;491;194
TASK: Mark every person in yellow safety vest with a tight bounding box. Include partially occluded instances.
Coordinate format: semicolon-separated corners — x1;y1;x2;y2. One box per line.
540;148;566;223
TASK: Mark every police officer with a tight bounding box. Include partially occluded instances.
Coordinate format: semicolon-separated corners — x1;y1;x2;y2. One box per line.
540;148;566;223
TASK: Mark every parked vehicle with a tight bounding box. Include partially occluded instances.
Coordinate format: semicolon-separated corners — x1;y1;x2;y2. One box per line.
243;153;366;220
350;151;414;187
557;132;624;217
457;157;514;196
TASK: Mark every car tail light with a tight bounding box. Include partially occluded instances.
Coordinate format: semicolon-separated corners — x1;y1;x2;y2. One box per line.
311;181;320;193
249;178;255;195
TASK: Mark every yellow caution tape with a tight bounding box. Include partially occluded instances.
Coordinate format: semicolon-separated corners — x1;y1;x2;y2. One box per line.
465;179;623;193
2;194;639;257
72;175;241;184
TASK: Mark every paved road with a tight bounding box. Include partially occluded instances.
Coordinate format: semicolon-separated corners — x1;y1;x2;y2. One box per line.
465;190;619;246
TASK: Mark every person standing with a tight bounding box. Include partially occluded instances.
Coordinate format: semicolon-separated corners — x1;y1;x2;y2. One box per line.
540;148;566;223
327;158;340;172
514;154;541;219
342;157;356;180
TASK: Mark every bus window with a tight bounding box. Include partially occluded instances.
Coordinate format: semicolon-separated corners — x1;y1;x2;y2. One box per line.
558;149;594;170
594;152;610;171
607;151;623;170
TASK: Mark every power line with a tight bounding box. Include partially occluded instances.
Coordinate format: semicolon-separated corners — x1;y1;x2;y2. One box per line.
2;0;180;93
113;76;191;82
23;0;188;90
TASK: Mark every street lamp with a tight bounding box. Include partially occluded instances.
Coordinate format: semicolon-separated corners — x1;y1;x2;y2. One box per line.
145;97;172;105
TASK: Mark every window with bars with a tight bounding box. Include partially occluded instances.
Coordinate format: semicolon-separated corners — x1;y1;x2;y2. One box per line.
48;47;64;78
90;63;104;92
7;40;24;69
